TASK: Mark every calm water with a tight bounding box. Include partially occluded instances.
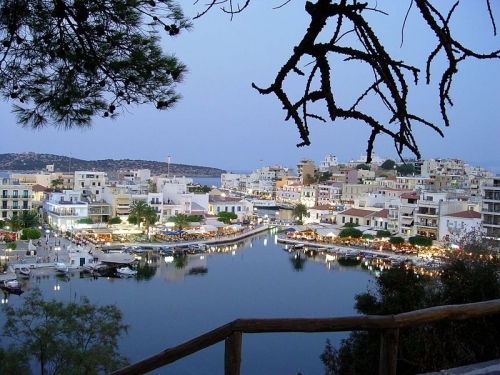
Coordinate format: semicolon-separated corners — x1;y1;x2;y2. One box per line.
2;229;374;375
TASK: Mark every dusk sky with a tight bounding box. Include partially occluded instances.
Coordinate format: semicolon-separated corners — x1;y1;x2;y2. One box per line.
1;1;499;173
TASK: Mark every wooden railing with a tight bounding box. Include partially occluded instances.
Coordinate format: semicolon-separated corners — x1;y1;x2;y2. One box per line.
110;299;500;375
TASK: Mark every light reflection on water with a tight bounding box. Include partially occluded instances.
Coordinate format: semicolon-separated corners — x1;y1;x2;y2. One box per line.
2;230;374;375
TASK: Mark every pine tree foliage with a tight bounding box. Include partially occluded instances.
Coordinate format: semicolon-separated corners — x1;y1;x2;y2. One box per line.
0;0;190;129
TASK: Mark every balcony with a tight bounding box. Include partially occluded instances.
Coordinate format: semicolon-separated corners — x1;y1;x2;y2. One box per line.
47;209;80;217
1;194;10;198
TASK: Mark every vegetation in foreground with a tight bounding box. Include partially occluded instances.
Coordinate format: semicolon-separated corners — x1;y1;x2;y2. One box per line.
320;231;500;374
0;288;129;375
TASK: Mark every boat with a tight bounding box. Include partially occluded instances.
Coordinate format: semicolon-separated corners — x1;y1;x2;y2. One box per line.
292;243;305;250
2;279;23;292
18;266;31;277
251;199;279;209
92;248;136;265
55;262;80;273
116;267;137;276
187;244;206;253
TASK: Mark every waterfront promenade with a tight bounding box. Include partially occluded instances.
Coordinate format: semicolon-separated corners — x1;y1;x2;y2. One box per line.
1;224;272;276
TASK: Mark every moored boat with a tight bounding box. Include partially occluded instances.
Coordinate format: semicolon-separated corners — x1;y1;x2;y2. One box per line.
2;279;22;292
18;266;31;277
116;267;137;276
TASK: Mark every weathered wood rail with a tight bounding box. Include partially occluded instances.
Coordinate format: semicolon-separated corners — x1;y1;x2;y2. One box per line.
110;299;500;375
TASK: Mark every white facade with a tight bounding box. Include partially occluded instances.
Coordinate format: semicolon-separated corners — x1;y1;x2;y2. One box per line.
44;190;88;231
319;154;339;172
73;171;107;201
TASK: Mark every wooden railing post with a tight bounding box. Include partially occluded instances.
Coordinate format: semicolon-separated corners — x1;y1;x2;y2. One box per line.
379;328;399;375
224;331;242;375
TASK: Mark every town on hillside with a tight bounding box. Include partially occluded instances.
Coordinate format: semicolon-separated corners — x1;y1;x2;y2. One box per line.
0;154;498;250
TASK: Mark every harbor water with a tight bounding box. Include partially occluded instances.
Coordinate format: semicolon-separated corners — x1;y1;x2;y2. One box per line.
1;229;374;375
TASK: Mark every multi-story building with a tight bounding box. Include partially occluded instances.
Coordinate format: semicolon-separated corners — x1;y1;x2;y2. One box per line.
301;184;318;208
317;182;342;205
439;209;482;243
0;178;33;220
73;171;107;202
399;192;419;237
296;159;315;183
319;154;338;172
101;184;132;218
207;191;252;222
481;176;500;240
44;190;88;232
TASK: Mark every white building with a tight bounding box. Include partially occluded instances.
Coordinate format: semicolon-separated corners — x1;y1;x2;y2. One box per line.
73;171;107;202
319;154;339;172
439;209;482;243
44;190;88;232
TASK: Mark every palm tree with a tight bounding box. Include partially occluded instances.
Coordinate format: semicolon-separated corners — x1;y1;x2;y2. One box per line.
129;200;149;228
168;214;190;230
6;210;38;232
143;206;158;240
292;203;308;223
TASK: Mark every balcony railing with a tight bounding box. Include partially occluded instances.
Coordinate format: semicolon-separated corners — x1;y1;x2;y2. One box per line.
111;299;500;375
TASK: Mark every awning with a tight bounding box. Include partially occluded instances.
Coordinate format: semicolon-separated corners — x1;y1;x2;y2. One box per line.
202;225;218;232
315;228;339;237
401;206;414;215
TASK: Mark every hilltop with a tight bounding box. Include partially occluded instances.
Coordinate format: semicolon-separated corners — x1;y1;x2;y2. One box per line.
0;153;226;177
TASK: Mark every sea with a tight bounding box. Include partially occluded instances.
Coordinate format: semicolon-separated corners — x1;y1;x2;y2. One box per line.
0;229;374;375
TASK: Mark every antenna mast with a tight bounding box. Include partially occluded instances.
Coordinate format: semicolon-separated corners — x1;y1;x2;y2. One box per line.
167;156;170;177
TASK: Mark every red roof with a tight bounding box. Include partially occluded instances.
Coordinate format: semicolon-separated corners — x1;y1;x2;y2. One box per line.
31;184;47;192
340;208;377;217
445;210;481;219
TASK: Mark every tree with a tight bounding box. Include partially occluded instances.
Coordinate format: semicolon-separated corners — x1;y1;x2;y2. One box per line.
217;211;237;224
321;236;500;374
147;179;158;193
292;203;308;223
50;177;64;191
77;217;93;224
129;200;149;228
376;230;391;238
355;164;370;170
380;159;396;170
397;163;415;176
20;228;42;240
12;210;39;229
1;0;190;129
1;287;129;374
409;235;433;247
195;1;499;162
143;205;158;239
389;236;405;245
167;213;189;230
108;217;122;225
338;227;362;239
303;173;316;185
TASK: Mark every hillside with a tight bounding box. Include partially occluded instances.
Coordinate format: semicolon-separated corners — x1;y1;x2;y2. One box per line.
0;153;226;177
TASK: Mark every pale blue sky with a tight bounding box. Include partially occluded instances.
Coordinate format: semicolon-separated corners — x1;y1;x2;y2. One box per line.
1;1;499;173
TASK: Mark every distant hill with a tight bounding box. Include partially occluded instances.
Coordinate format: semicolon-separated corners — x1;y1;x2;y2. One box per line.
0;153;226;177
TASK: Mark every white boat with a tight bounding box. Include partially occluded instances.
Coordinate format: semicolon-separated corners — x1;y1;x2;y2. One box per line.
251;199;279;209
187;244;206;252
55;262;80;273
92;248;136;265
2;279;23;292
116;267;137;276
18;266;31;277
